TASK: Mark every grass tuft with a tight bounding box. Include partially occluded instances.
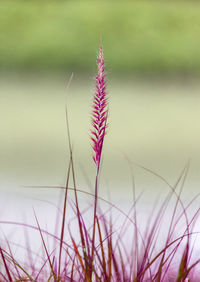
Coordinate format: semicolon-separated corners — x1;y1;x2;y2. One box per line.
1;45;200;281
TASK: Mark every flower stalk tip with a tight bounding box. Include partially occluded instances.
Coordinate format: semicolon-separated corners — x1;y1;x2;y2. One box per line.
91;44;108;167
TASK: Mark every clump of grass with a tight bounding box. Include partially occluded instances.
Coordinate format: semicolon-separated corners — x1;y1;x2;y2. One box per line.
1;44;200;281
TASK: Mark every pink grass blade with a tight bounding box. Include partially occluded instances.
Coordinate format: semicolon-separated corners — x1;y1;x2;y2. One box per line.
112;249;121;281
69;199;92;278
4;239;20;279
156;164;190;281
70;255;76;282
35;256;51;281
96;216;107;279
176;243;190;281
0;247;12;281
2;252;35;282
33;210;56;281
178;258;200;280
63;73;88;277
58;159;71;277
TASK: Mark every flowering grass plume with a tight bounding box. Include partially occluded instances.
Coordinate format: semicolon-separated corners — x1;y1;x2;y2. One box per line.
91;43;108;167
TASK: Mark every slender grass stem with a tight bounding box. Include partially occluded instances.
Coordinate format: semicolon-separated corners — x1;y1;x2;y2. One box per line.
91;165;100;266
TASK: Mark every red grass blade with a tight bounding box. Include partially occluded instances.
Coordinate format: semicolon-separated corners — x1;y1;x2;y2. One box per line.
0;247;12;281
71;238;90;282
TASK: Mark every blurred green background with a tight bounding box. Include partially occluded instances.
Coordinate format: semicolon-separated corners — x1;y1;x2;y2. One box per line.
1;1;200;200
1;1;200;74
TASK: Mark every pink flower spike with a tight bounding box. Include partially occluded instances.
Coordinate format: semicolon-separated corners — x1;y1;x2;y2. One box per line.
91;44;108;167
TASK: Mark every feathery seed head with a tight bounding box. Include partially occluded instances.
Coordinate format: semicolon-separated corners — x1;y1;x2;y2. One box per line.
91;44;108;166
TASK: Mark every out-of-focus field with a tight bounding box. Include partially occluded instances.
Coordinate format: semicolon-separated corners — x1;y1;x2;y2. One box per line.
1;74;200;201
1;1;200;73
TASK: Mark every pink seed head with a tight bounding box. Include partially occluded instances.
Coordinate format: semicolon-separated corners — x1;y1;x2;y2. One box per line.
91;44;108;166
